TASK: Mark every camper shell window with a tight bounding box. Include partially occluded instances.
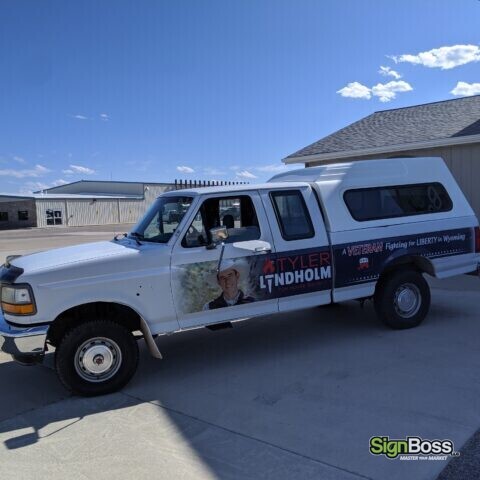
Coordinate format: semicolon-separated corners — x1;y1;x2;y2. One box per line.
344;183;453;222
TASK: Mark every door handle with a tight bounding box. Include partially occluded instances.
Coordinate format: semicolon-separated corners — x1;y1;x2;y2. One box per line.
254;246;271;254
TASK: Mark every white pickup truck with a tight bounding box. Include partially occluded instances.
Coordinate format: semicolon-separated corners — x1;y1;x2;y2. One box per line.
1;157;479;396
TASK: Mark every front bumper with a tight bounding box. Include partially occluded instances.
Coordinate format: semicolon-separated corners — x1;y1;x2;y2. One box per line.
0;310;48;359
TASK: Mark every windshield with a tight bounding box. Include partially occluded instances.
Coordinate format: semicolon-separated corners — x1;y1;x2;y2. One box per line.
130;196;193;243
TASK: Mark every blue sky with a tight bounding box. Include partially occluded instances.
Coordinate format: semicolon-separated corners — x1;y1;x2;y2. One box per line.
1;0;479;194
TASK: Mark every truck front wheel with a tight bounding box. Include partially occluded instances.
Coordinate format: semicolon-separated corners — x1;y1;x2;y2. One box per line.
374;269;431;329
55;320;139;396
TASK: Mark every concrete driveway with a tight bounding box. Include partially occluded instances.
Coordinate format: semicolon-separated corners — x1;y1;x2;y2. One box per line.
0;224;135;257
0;275;479;480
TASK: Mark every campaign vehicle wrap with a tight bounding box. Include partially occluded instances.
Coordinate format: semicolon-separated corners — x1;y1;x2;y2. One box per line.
334;227;474;288
256;248;332;299
173;228;474;314
173;247;333;314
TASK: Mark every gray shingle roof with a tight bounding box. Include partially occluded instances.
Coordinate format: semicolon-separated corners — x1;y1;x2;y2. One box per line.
286;95;480;159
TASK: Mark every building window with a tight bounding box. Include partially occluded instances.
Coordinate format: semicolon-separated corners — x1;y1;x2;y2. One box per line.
344;183;453;222
0;212;8;222
46;210;63;226
270;190;315;241
18;210;29;221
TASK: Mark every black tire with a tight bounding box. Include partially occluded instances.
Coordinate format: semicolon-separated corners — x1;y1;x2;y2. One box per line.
55;320;139;397
374;268;430;329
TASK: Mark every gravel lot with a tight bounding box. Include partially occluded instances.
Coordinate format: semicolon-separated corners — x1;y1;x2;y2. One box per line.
0;226;479;479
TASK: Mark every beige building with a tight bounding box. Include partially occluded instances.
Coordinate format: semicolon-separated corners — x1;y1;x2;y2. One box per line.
0;180;175;230
0;178;247;230
283;95;480;218
34;180;175;228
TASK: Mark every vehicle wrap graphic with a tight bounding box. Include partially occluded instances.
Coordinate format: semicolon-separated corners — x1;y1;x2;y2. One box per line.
174;228;474;313
334;227;474;288
172;247;332;314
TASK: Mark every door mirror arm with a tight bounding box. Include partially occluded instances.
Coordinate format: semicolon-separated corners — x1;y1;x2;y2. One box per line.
206;226;229;249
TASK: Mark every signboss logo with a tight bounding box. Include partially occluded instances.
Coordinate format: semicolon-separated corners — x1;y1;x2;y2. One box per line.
370;436;458;459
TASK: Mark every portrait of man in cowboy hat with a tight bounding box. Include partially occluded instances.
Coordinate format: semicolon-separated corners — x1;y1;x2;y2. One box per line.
203;258;255;310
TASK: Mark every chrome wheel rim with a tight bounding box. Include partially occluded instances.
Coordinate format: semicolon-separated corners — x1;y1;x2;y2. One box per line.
74;337;122;383
394;283;421;318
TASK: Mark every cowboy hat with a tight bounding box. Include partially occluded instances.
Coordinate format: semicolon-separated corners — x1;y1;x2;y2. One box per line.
205;257;251;287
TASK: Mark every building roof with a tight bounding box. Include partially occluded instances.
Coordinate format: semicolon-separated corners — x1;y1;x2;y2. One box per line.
0;193;143;201
41;179;173;193
0;194;32;202
32;193;144;200
284;95;480;164
36;179;175;197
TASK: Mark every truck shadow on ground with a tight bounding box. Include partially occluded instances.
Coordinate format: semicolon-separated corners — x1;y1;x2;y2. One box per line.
0;301;382;445
0;294;476;479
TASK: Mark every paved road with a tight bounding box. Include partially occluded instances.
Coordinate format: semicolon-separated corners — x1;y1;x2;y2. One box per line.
1;282;480;479
0;228;479;479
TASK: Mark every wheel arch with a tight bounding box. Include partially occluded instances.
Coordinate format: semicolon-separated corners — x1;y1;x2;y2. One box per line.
47;301;142;347
379;254;435;280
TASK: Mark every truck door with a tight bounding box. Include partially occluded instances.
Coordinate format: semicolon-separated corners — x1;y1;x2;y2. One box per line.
171;191;278;329
259;186;332;311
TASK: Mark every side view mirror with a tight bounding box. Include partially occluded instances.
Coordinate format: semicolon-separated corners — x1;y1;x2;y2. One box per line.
206;226;229;249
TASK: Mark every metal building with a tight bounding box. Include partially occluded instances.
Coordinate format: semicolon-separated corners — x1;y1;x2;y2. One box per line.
0;181;175;230
0;179;248;230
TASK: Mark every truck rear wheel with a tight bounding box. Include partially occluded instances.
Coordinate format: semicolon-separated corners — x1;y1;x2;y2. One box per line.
55;320;139;396
374;269;430;329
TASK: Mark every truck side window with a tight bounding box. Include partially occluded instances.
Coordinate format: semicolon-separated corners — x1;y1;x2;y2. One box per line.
270;190;315;241
344;182;453;222
182;195;260;248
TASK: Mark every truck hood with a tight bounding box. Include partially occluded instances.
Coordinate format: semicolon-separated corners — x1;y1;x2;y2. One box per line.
11;240;140;274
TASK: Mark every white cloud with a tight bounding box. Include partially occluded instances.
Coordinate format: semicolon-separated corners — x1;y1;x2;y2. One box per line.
451;81;480;97
100;113;110;121
35;164;49;174
379;66;402;79
72;114;88;120
52;179;68;186
371;80;413;102
255;164;289;173
17;179;70;195
236;170;257;179
62;164;96;175
177;165;194;174
0;164;50;179
13;156;26;164
337;80;412;102
391;44;480;70
203;167;225;176
19;181;51;194
337;82;372;100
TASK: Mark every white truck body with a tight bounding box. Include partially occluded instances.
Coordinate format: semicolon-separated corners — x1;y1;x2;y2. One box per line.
1;157;479;395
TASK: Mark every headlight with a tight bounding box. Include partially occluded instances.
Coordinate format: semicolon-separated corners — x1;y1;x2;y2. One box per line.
1;285;36;315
